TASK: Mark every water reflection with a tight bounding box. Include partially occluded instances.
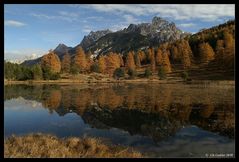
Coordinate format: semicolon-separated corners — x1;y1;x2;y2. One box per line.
4;83;234;141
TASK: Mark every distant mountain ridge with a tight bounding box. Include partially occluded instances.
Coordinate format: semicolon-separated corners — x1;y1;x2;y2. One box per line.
22;16;190;66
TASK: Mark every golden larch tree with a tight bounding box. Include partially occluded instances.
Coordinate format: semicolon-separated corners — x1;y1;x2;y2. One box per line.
125;51;136;70
41;50;61;73
161;50;172;73
223;30;234;51
118;54;124;67
148;48;156;73
223;31;234;69
198;42;215;63
180;40;192;69
155;48;163;66
135;51;141;68
105;52;121;75
215;40;225;65
170;45;180;63
73;46;87;72
85;51;94;72
98;56;106;74
61;52;71;73
138;50;146;64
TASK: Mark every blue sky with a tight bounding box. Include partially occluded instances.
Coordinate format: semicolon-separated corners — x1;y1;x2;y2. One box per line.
4;4;235;62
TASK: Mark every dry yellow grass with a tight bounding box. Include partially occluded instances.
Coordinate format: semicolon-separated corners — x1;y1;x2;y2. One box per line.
4;133;143;158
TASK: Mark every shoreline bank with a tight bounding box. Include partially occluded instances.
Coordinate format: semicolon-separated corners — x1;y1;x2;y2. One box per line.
4;79;235;86
4;133;143;158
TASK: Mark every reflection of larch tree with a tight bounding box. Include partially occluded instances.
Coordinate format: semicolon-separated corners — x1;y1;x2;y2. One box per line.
42;90;62;114
61;88;72;110
74;90;91;115
104;88;123;109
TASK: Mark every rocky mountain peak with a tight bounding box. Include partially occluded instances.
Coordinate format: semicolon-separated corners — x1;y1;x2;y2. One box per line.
152;16;165;24
53;43;73;59
79;29;112;50
80;16;189;55
123;16;182;36
54;43;68;51
151;16;178;32
126;24;139;32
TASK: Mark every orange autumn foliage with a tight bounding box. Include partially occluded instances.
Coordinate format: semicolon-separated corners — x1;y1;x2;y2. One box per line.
61;52;71;73
41;50;61;73
74;46;87;72
198;42;215;63
125;51;136;70
105;52;122;75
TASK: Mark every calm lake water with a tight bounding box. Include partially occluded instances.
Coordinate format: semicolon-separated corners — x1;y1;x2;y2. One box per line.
4;83;235;158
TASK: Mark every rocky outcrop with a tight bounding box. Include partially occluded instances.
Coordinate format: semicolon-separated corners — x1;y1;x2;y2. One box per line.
78;29;112;50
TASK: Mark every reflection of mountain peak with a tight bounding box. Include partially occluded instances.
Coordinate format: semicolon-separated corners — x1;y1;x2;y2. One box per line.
5;84;235;139
5;97;42;110
81;106;182;141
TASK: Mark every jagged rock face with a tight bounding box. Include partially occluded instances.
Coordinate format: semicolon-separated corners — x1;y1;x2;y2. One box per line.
125;24;140;33
138;23;151;36
141;16;189;43
124;16;184;38
151;16;176;32
78;29;112;50
85;16;190;55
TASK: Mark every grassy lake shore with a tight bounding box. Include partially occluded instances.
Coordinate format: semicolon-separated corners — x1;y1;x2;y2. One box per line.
4;133;143;158
4;72;235;85
4;79;235;86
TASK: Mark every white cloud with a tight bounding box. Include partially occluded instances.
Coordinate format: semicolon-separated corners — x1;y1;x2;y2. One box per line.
31;13;56;19
4;20;26;27
86;16;104;21
108;14;138;32
123;14;139;24
178;23;196;27
31;11;80;22
82;25;93;33
79;4;235;22
58;11;80;21
58;11;79;17
82;29;92;33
